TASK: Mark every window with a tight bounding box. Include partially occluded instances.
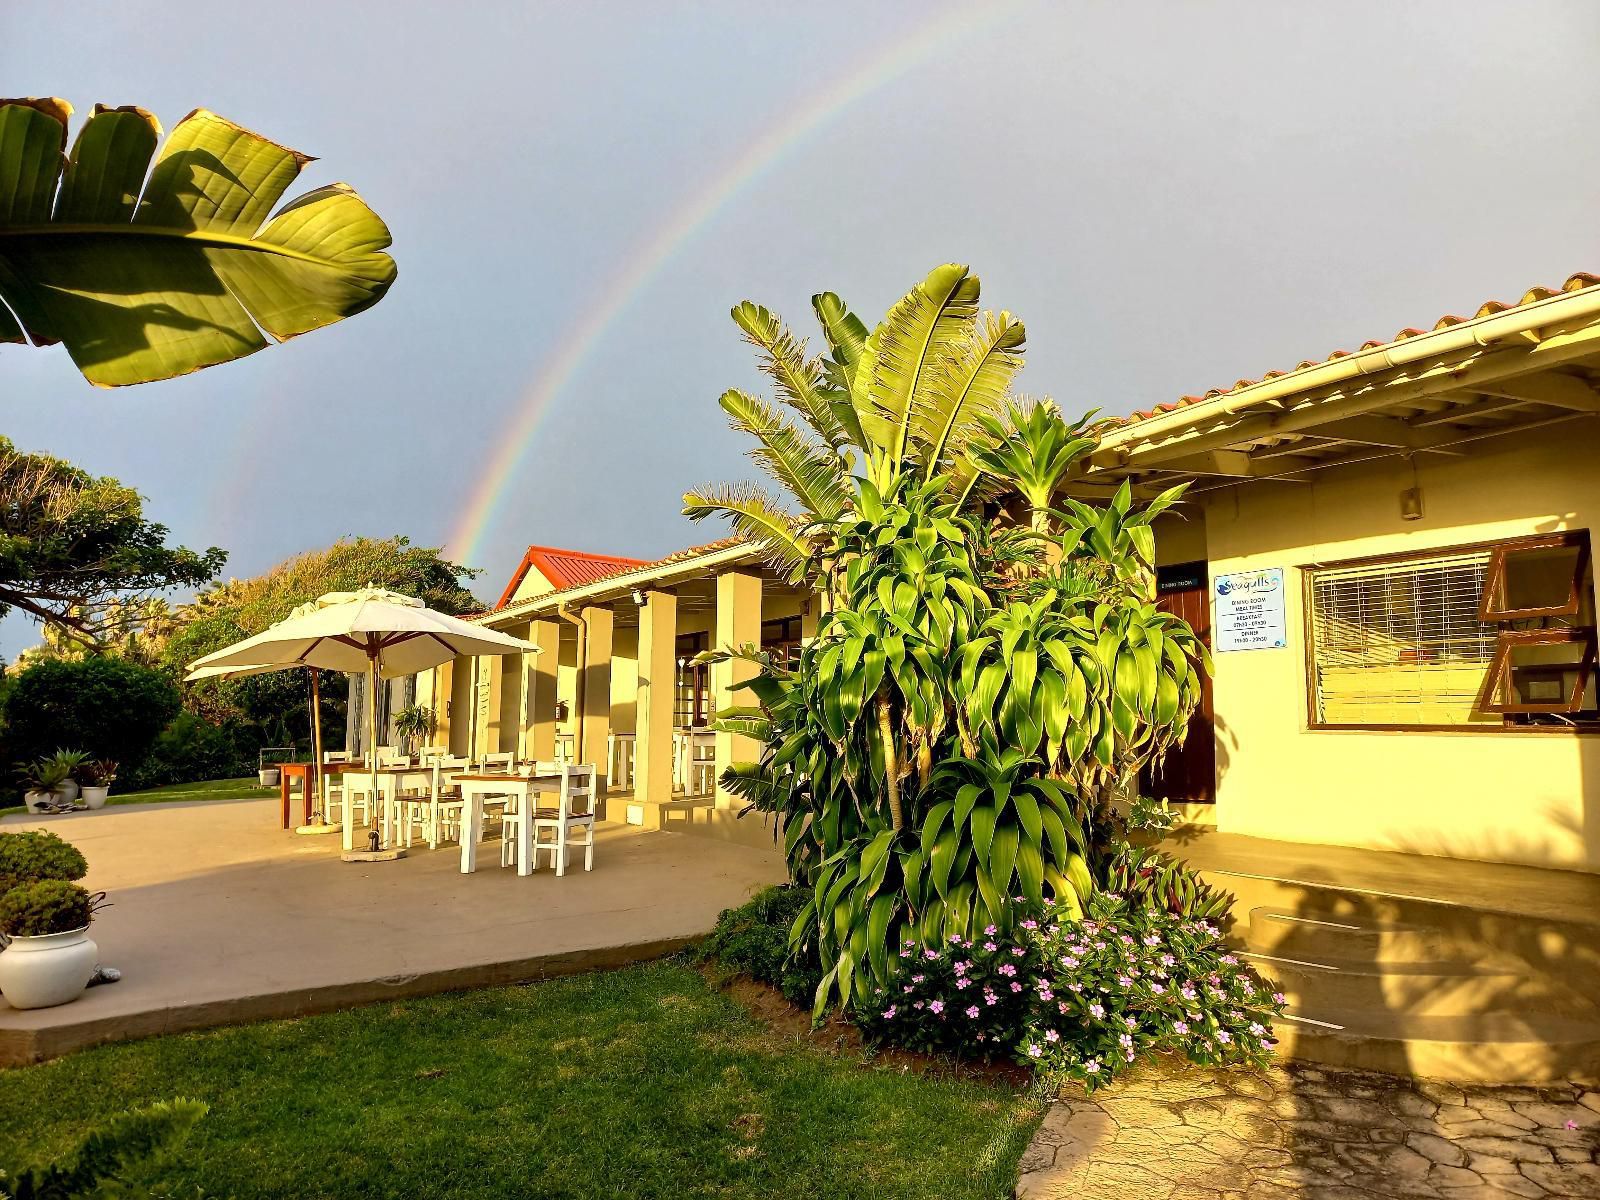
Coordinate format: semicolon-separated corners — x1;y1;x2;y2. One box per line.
1307;532;1597;729
761;615;804;665
674;632;709;728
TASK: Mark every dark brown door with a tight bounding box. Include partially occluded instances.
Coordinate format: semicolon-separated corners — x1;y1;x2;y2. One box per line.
1143;562;1215;804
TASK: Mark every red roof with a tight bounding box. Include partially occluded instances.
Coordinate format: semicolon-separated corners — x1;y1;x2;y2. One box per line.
1115;271;1600;427
493;544;649;610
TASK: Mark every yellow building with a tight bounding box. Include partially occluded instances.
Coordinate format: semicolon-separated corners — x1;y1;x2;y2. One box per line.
428;270;1600;877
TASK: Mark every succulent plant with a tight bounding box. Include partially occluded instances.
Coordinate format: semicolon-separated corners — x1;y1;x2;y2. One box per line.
0;879;95;937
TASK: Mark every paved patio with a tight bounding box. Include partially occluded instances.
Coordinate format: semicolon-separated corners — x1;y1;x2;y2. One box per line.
0;796;786;1064
1017;1057;1600;1199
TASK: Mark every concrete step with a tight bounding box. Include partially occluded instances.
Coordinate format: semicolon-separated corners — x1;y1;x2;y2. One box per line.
1244;907;1456;963
1273;1008;1600;1085
618;795;714;832
1243;950;1587;1020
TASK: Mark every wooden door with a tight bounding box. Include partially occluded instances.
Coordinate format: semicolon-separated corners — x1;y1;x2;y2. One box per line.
1143;562;1216;804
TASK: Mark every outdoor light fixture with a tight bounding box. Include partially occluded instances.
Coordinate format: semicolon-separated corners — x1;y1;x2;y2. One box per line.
631;588;646;607
1400;455;1424;521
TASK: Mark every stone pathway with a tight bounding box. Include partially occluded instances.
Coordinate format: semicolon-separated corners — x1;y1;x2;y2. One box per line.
1015;1057;1600;1199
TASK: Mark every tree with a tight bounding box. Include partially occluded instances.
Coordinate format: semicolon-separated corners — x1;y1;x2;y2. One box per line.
0;98;395;387
159;536;482;750
0;436;225;647
686;265;1208;1016
1;656;180;772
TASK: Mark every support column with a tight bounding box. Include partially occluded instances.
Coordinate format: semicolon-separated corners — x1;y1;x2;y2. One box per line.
715;571;763;808
477;654;505;758
581;605;614;794
526;619;561;761
635;589;677;806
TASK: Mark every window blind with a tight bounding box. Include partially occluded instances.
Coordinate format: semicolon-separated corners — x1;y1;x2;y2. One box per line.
1309;551;1499;725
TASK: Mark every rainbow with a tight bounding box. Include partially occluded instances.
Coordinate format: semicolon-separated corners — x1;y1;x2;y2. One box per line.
447;1;1024;566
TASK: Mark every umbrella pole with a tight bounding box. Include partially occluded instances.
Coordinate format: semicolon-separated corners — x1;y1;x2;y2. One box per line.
308;667;324;821
369;651;382;848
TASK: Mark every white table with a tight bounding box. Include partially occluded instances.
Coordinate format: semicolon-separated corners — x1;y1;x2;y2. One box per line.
450;771;567;875
340;765;439;851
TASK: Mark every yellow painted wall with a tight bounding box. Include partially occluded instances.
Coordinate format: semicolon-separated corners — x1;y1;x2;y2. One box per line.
1194;422;1600;873
508;564;557;606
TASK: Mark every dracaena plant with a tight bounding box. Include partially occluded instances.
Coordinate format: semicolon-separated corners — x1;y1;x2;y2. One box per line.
689;264;1208;1019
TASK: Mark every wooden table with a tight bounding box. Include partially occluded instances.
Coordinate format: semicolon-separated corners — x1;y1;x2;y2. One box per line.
451;771;567;876
278;762;318;829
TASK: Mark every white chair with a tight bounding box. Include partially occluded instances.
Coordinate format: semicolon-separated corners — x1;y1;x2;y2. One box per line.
686;732;716;797
320;751;368;827
479;751;514;772
523;764;598;876
429;755;473;845
553;732;576;762
500;761;565;869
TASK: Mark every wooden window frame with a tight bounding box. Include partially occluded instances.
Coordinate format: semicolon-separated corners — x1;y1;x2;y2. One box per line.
1303;529;1600;734
1477;532;1590;622
1472;627;1599;715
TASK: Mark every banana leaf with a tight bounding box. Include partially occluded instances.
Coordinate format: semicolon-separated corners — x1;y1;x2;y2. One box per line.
0;98;395;386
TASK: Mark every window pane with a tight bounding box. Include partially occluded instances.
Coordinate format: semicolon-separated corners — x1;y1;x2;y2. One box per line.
1478;633;1598;715
1310;552;1499;726
1482;540;1588;620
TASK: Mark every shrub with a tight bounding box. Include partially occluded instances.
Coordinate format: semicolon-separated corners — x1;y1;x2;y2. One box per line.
0;879;94;937
697;885;823;1007
0;1098;207;1198
120;712;254;791
1103;846;1235;922
0;829;87;895
1;657;179;780
860;892;1284;1091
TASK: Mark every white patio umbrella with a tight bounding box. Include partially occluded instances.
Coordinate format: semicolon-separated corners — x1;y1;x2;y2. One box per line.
187;586;537;850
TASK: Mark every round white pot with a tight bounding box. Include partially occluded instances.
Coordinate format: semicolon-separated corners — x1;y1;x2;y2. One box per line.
57;780;80;803
259;768;280;787
80;786;110;810
22;790;63;814
0;927;98;1009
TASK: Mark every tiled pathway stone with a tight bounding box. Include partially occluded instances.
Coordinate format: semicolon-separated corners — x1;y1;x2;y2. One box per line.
1015;1057;1599;1199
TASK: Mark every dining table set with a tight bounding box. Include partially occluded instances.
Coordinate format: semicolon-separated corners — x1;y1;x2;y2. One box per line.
322;753;599;877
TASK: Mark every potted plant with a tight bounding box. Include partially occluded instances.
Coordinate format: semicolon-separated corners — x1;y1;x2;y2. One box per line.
47;750;92;804
19;758;72;814
0;830;98;1010
392;705;436;758
0;880;102;1008
77;760;118;810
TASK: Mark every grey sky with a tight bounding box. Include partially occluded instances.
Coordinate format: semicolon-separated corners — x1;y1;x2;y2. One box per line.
4;1;1600;658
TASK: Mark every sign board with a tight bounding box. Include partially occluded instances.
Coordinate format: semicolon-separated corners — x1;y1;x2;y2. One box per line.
1214;568;1286;652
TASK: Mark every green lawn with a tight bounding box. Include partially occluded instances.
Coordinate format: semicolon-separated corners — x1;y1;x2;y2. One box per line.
0;962;1039;1199
110;776;275;805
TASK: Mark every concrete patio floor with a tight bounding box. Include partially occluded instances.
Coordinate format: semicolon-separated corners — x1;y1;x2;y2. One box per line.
0;796;787;1065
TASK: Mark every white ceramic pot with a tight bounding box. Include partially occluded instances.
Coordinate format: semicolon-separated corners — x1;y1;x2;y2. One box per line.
80;786;110;810
57;780;80;803
259;768;280;787
23;790;62;814
0;927;98;1009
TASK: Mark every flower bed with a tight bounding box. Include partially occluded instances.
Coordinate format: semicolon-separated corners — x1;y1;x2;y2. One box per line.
857;893;1285;1091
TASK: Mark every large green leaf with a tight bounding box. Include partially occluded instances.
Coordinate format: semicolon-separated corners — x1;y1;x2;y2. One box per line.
0;99;396;386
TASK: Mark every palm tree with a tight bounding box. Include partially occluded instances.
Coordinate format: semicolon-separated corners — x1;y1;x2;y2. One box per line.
0;98;395;387
683;264;1027;569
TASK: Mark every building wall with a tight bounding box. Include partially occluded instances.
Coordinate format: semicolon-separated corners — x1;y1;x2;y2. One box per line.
1192;422;1600;873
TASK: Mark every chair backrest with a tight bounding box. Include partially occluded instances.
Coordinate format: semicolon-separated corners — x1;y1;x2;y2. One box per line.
322;750;353;765
481;751;514;771
377;753;410;769
553;731;576;762
558;763;598;818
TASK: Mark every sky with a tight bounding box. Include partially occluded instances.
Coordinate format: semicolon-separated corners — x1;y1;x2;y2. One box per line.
5;1;1600;659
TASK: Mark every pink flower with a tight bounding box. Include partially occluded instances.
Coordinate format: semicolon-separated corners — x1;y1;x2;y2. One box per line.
1273;992;1287;1006
1058;1001;1069;1014
911;974;925;984
965;1005;979;1019
929;1000;944;1015
1027;1043;1042;1058
1044;1028;1060;1043
1119;1033;1133;1048
998;963;1017;977
883;1006;897;1019
1021;919;1038;930
1010;981;1022;992
954;977;971;990
1088;1002;1105;1019
1011;947;1025;957
1566;1120;1579;1131
983;941;998;952
1038;987;1054;1001
954;961;971;974
1084;1058;1102;1074
923;949;939;961
984;925;998;936
1173;1020;1189;1035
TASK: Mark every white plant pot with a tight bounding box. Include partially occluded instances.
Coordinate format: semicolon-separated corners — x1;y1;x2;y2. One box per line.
0;926;98;1009
80;786;110;810
23;790;62;814
259;768;280;787
57;780;80;803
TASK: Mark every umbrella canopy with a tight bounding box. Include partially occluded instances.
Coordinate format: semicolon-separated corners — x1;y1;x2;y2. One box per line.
187;586;533;679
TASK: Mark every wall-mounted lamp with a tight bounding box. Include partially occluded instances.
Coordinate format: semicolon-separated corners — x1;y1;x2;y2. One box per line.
631;588;646;607
1399;486;1424;521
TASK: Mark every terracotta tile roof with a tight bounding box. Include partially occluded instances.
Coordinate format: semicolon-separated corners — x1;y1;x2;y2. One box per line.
485;535;755;620
1115;271;1600;427
493;544;649;610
